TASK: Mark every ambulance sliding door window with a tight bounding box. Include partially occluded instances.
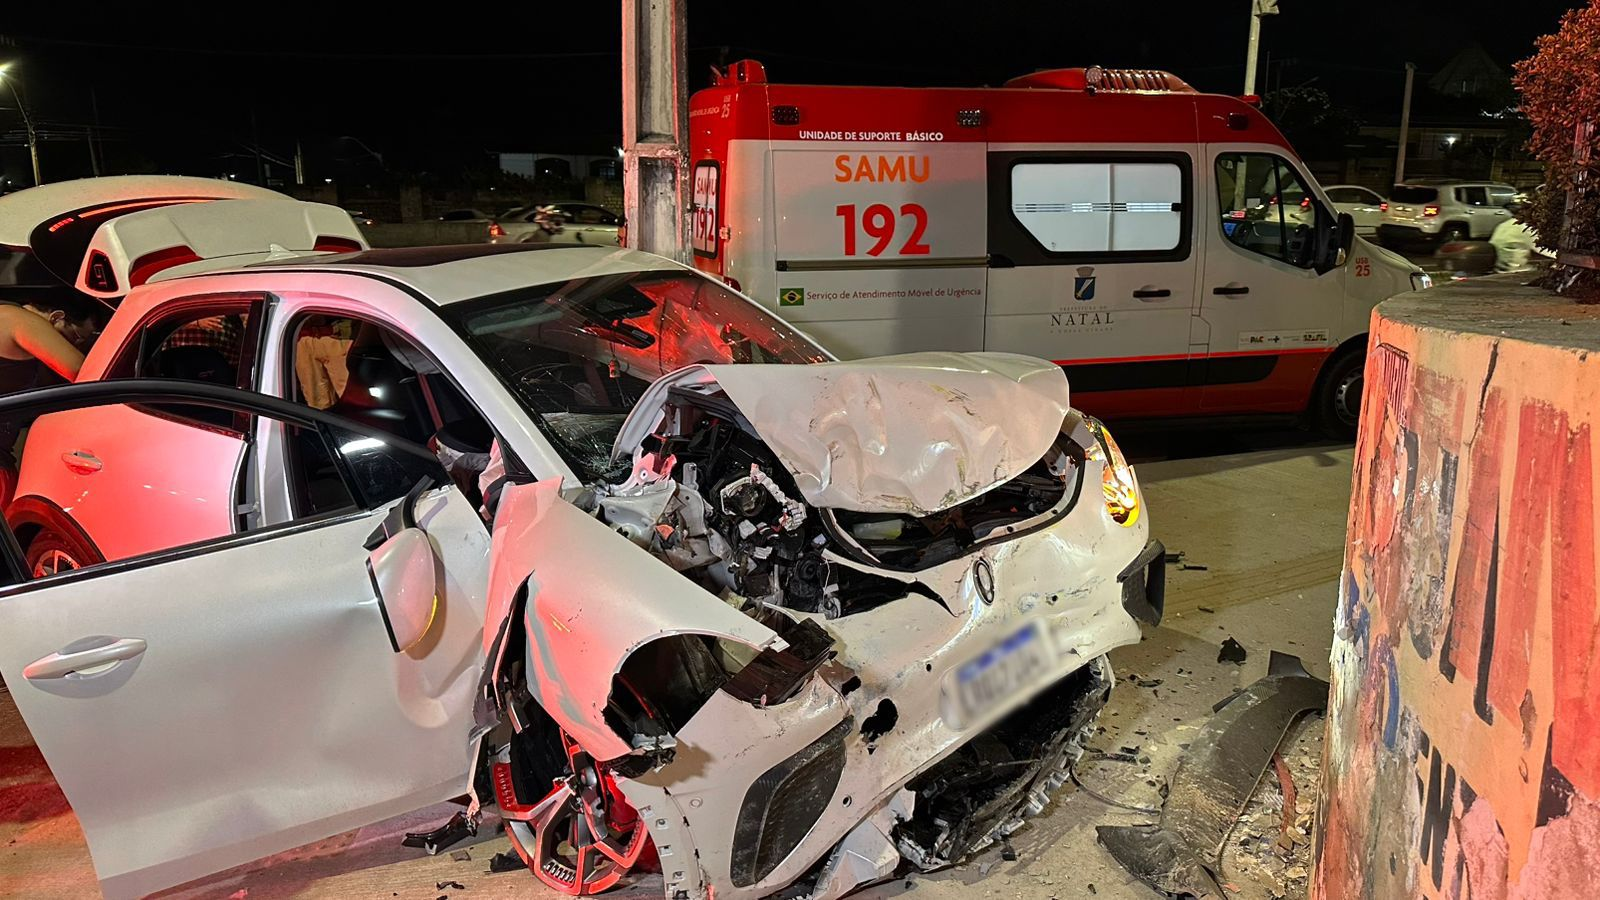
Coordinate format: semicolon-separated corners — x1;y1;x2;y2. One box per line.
1216;154;1318;268
1010;162;1183;254
691;162;721;257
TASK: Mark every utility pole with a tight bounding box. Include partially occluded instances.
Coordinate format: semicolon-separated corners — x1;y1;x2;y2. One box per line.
1242;0;1280;96
250;109;266;185
1395;62;1416;184
88;86;103;176
0;64;41;185
294;140;305;186
621;0;690;261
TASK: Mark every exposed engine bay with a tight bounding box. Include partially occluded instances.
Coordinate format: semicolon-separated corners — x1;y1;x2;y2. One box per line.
474;353;1161;900
588;383;1077;619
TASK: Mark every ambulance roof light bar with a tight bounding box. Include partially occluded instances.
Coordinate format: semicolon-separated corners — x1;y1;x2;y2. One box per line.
1004;67;1198;94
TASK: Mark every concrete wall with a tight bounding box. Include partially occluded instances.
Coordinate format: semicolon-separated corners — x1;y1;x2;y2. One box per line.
1315;276;1600;898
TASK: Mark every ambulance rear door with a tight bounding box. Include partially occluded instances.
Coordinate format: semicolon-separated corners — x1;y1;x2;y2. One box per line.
985;148;1201;417
767;140;990;358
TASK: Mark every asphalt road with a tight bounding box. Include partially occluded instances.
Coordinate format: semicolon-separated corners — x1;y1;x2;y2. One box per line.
0;429;1354;900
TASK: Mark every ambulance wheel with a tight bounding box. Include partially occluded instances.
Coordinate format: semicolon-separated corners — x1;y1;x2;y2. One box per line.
26;528;103;578
1314;350;1365;441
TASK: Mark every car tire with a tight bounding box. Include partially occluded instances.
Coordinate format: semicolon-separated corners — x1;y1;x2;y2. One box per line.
1315;349;1365;441
25;528;104;578
1440;223;1470;244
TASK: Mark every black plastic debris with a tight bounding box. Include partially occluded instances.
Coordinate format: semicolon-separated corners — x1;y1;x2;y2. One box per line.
488;851;528;873
1097;653;1329;899
1218;637;1248;664
1001;841;1018;862
403;810;477;855
436;881;466;891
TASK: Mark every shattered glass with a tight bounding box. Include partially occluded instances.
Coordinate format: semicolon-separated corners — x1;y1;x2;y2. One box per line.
449;272;826;480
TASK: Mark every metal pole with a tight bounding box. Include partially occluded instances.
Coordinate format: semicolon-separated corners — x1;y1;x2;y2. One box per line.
89;87;104;176
1395;62;1416;184
621;0;690;261
1242;0;1279;97
1244;11;1263;96
4;81;41;186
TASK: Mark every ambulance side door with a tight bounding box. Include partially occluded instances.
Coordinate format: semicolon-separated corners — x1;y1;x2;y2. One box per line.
985;150;1200;418
1198;146;1341;413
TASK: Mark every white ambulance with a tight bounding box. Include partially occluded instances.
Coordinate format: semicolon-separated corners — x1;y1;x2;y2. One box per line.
686;62;1428;436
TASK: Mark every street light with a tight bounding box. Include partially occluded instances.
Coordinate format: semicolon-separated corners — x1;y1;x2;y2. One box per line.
1242;0;1280;97
0;62;42;186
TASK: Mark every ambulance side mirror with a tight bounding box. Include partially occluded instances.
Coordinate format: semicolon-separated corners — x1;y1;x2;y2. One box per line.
1317;212;1355;274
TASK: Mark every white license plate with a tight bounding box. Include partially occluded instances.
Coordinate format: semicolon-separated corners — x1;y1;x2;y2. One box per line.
953;622;1054;722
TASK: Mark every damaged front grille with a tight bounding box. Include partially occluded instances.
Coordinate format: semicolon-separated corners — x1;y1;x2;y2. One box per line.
895;656;1112;867
730;717;854;887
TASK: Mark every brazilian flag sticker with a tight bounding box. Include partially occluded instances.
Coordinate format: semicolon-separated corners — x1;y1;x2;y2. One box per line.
779;287;805;307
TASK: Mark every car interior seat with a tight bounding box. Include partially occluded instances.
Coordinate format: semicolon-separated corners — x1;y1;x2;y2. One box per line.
325;326;434;445
146;345;239;428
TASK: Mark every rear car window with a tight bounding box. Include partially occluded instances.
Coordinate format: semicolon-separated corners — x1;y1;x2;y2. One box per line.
1390;186;1438;204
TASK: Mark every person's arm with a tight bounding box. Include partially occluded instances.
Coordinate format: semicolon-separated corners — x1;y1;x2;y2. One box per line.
13;315;86;380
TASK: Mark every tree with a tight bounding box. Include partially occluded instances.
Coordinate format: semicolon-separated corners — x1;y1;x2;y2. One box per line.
1514;0;1600;298
1261;84;1360;163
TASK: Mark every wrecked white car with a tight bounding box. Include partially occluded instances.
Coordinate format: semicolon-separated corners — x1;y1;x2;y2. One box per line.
0;244;1162;899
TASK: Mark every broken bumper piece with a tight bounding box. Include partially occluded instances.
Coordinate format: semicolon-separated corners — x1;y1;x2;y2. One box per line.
1118;538;1166;625
1096;652;1327;898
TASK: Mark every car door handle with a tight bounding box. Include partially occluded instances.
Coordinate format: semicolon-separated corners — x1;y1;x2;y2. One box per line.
62;450;102;474
1212;285;1251;296
1132;288;1172;299
23;638;147;680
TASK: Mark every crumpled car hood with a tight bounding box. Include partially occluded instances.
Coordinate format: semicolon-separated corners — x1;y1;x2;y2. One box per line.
612;351;1070;516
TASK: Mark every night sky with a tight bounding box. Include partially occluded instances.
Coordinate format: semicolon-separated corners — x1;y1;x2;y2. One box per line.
0;1;1585;185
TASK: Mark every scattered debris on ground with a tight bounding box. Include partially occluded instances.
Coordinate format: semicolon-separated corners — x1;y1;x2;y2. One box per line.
487;851;527;873
1222;715;1324;899
436;881;466;891
449;849;472;862
1097;653;1327;899
1163;549;1210;571
1218;637;1248;664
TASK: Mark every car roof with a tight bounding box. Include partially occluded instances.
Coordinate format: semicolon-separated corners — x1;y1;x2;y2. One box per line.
0;175;284;247
240;243;684;306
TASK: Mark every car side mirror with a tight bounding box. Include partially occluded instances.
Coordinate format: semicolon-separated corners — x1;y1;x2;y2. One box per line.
366;479;442;653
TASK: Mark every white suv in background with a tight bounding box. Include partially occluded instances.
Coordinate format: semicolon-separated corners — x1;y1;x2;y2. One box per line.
1322;185;1387;235
1378;180;1519;246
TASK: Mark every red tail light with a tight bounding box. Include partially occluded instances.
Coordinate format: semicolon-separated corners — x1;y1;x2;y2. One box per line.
488;222;506;238
1379;202;1389;212
1423;204;1440;217
313;236;363;253
129;245;203;287
1299;197;1311;209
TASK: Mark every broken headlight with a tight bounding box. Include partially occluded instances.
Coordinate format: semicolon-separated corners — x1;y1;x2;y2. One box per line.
1086;418;1139;526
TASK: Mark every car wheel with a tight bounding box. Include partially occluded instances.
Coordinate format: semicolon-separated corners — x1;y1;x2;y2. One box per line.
1440;223;1469;244
1315;350;1365;441
26;529;104;578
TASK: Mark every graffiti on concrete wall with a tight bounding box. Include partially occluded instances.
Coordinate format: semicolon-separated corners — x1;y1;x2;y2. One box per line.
1315;320;1600;899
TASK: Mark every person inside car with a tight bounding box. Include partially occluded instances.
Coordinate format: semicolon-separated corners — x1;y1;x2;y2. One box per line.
0;300;99;505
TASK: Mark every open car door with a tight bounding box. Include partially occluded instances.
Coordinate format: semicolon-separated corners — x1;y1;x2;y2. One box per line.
0;381;490;899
